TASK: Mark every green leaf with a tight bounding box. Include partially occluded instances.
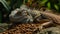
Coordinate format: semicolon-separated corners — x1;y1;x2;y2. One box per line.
47;2;51;9
41;0;48;4
54;4;59;10
0;0;10;11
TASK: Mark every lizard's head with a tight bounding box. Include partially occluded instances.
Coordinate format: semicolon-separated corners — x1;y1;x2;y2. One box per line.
9;5;33;23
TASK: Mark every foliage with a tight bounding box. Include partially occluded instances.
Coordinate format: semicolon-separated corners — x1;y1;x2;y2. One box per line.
0;0;11;23
0;0;10;11
1;0;60;12
25;0;60;12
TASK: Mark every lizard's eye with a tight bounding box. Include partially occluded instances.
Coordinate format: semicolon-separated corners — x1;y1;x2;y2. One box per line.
15;12;21;16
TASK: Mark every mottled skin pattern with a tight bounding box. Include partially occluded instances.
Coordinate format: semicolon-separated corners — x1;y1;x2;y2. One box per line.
0;23;43;34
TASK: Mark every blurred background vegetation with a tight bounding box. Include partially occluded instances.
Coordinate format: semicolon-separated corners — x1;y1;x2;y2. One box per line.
0;0;60;23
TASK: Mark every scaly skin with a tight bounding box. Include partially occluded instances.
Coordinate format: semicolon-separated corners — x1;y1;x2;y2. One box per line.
0;23;42;34
40;11;60;25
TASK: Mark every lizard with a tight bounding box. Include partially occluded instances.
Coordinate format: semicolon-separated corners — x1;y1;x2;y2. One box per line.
9;4;60;28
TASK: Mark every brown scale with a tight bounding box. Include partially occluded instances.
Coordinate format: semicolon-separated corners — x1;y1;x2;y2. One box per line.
0;19;52;34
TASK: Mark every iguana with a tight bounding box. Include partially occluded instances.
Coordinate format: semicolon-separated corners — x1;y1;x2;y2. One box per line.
9;5;60;28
